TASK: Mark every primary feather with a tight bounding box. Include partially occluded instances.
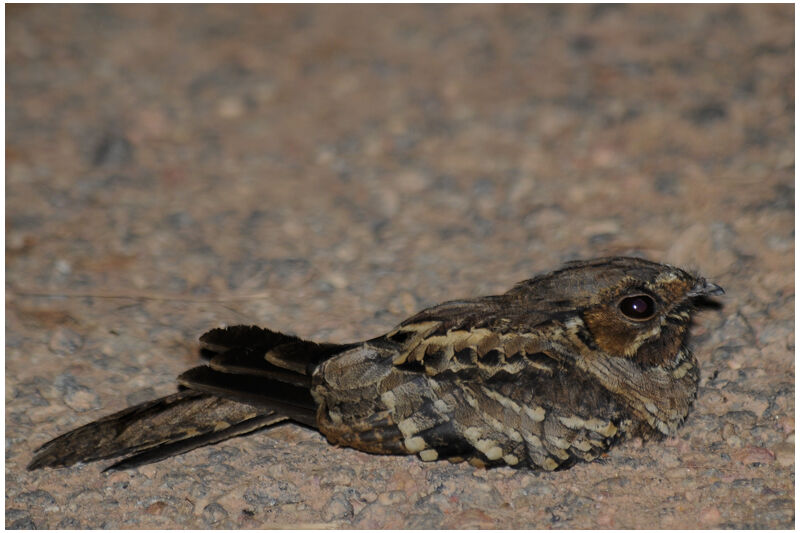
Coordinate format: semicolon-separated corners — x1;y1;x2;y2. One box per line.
29;257;722;471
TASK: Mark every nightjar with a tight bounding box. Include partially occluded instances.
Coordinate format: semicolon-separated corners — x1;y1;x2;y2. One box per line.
29;256;723;471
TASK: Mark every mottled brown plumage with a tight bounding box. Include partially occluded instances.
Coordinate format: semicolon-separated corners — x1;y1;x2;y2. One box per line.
29;256;723;471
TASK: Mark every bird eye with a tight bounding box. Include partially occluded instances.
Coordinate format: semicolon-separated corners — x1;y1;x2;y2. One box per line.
619;294;656;321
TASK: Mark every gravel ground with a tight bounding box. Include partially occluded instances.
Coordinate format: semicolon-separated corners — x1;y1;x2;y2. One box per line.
6;4;794;529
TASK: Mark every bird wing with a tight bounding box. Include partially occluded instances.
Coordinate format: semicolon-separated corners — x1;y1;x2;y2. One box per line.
180;326;360;427
29;326;356;470
363;299;624;469
384;296;559;378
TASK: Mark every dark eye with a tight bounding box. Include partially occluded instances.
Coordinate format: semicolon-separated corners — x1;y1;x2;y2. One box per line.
619;294;656;321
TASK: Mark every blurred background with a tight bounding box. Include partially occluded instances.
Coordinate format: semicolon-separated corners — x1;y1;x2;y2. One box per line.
7;5;794;528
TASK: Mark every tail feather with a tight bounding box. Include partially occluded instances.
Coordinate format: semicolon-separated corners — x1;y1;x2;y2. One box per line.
28;325;355;470
102;411;285;471
27;391;278;470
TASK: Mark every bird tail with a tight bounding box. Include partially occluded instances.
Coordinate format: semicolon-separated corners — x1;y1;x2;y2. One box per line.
28;325;355;471
28;390;283;471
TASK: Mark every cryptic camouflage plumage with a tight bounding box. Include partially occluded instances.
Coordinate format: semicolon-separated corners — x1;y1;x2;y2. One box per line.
29;256;723;471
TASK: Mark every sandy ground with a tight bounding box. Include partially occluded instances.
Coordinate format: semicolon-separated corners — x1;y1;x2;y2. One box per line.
6;5;793;529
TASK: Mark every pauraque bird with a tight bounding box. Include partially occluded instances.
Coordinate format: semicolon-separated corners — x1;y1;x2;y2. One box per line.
29;257;723;471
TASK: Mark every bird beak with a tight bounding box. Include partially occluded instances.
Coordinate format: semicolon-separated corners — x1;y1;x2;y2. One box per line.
687;279;725;297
